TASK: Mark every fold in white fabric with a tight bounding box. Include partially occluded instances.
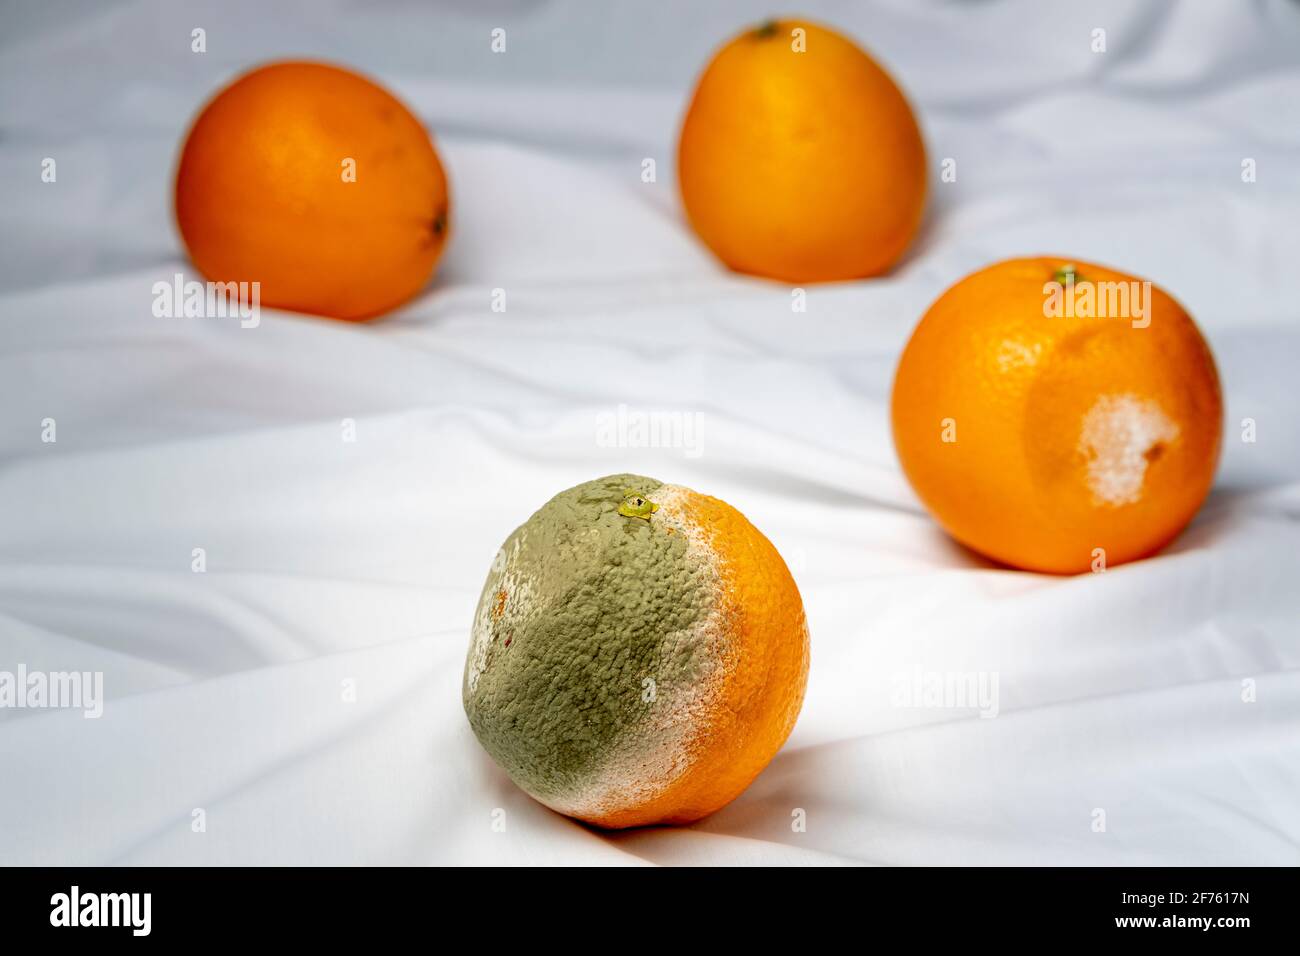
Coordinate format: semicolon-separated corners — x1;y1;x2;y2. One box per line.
1;0;1297;865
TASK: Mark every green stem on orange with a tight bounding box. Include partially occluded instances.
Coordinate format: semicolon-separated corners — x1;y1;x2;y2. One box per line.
1054;263;1083;285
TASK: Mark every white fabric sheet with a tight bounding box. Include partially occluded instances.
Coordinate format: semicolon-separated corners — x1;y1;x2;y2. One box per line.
1;0;1299;865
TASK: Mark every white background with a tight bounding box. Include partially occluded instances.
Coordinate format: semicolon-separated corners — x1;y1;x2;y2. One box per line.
1;0;1298;864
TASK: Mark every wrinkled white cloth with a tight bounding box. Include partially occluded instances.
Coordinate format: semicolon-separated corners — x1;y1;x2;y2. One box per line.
1;0;1298;866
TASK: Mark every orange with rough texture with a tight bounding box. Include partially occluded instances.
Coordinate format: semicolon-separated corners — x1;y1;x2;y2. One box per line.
463;475;809;829
891;257;1222;574
598;487;808;828
175;61;450;321
678;18;926;283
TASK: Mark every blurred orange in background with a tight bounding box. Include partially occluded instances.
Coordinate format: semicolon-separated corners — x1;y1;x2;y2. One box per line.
678;18;926;283
175;60;450;321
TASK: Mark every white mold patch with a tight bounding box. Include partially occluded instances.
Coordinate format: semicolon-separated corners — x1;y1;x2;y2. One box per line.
1078;393;1179;507
466;535;535;695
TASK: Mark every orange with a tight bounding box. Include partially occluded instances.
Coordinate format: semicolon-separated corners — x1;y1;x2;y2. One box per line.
677;18;926;282
891;257;1223;574
463;474;809;828
174;61;450;321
